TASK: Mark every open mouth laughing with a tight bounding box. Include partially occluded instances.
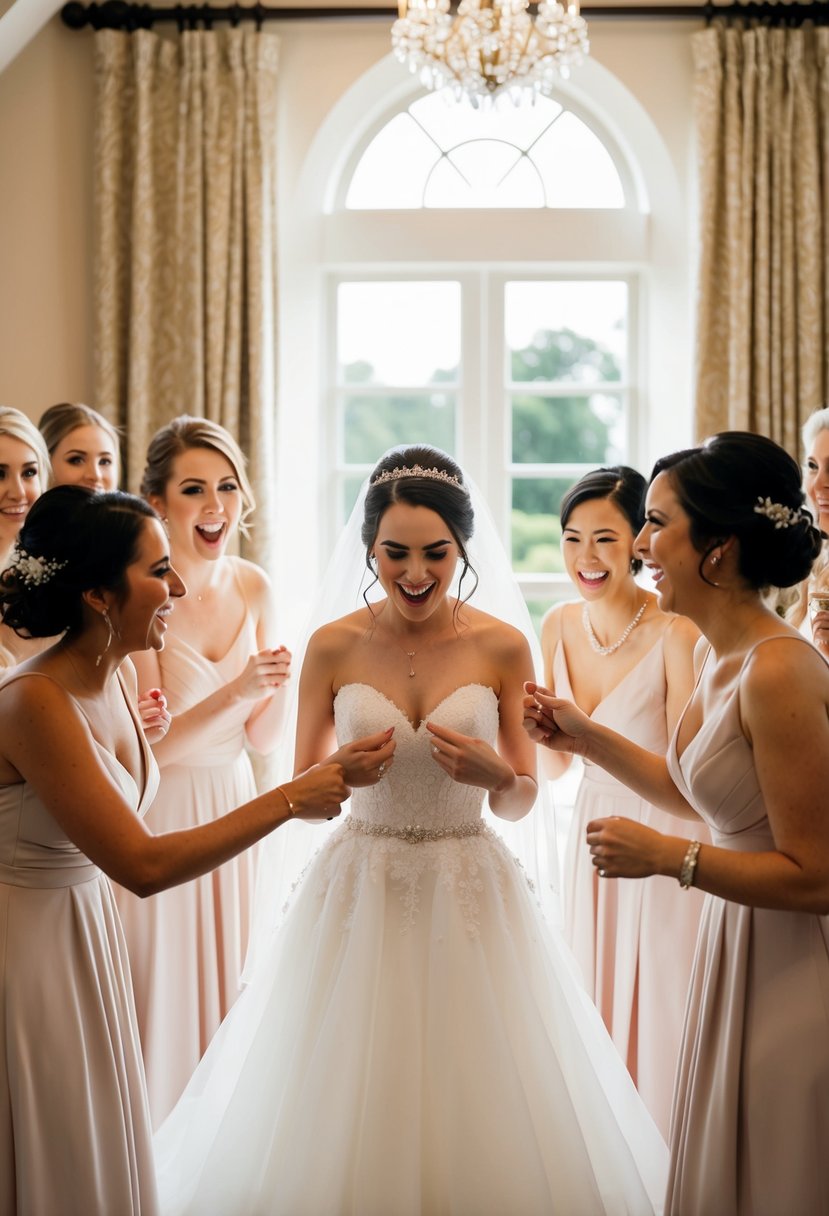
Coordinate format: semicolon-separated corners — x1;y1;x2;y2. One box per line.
396;580;436;607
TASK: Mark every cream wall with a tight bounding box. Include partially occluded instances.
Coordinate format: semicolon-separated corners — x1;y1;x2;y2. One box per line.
0;16;94;417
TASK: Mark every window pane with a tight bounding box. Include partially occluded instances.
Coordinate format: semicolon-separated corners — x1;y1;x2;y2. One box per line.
506;281;627;383
533;112;625;208
512;477;572;573
425;144;544;209
512;393;625;464
343;392;456;463
346;115;438;209
343;474;366;520
337;282;460;387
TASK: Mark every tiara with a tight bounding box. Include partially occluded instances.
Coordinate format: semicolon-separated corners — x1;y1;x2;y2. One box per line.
7;546;68;587
753;496;800;529
371;464;462;489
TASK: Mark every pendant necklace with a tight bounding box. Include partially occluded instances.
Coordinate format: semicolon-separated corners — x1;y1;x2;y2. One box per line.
582;599;648;657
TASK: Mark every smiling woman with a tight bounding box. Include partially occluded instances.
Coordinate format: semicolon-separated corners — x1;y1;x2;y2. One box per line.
38;401;122;492
0;406;51;670
114;415;294;1129
538;465;703;1138
0;485;347;1216
525;433;829;1215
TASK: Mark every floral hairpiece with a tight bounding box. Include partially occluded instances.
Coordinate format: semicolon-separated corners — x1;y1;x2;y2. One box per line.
7;546;68;587
371;464;462;489
753;497;800;529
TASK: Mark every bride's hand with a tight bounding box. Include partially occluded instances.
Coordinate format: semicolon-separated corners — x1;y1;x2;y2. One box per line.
522;682;591;756
325;728;396;787
426;722;513;792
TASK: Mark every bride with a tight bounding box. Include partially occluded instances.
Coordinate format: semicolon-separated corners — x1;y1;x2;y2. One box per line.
156;445;668;1216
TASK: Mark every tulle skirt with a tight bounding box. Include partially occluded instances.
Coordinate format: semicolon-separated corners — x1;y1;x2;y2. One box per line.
156;822;667;1216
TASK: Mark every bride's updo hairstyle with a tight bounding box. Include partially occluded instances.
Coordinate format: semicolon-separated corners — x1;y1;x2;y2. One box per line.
560;466;646;575
652;431;822;591
1;486;157;639
361;445;477;605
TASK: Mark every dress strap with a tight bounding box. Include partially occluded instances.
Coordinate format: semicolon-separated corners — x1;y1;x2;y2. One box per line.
738;632;822;674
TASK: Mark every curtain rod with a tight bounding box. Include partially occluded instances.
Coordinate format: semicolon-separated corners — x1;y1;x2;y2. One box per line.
60;1;827;32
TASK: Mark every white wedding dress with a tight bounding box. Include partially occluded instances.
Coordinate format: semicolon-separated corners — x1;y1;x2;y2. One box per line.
156;682;667;1216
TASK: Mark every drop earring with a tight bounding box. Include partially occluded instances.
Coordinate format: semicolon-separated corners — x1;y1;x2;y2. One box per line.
95;608;115;668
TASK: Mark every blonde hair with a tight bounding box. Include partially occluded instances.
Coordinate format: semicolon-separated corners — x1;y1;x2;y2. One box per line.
38;402;121;473
787;406;829;626
0;406;51;486
141;415;255;537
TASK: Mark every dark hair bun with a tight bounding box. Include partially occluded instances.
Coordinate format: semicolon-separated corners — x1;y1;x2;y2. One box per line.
1;486;157;638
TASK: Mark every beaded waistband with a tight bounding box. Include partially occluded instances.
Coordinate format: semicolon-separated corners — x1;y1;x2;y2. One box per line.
346;817;484;844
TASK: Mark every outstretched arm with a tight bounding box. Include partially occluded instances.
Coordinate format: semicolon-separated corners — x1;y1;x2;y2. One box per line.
0;677;347;899
293;625;397;788
584;640;829;915
523;681;695;818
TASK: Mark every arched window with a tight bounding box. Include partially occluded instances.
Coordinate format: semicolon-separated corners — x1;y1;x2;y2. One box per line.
345;91;626;210
280;55;691;624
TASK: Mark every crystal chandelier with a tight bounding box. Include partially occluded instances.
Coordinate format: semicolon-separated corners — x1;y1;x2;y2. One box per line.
391;0;589;104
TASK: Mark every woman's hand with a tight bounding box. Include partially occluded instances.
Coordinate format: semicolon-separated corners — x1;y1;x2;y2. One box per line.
585;816;670;880
522;682;592;755
138;688;171;744
232;646;292;702
426;722;514;792
279;762;349;822
324;728;396;787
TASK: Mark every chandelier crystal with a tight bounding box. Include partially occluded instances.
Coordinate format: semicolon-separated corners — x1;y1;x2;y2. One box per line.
391;0;589;104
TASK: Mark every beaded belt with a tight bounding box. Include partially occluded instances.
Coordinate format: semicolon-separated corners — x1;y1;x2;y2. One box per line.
346;817;484;843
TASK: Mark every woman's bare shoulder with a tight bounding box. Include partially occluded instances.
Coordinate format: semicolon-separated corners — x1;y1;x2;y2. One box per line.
306;608;372;657
539;600;578;654
660;611;701;655
229;555;271;600
458;604;532;664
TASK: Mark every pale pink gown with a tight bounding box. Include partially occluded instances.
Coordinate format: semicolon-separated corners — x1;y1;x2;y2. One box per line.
666;636;829;1216
116;607;259;1128
0;671;159;1216
557;630;708;1139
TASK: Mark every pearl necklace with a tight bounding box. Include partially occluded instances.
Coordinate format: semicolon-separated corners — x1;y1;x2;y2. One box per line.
582;599;647;657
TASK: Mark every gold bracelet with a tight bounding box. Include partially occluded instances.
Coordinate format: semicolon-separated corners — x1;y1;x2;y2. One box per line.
276;786;295;819
679;840;701;889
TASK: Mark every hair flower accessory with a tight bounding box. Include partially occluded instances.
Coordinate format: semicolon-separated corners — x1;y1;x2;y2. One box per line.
753;497;800;529
371;464;462;489
7;546;68;587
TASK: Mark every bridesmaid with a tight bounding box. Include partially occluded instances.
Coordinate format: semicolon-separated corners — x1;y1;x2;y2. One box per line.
0;484;347;1216
38;401;121;492
525;432;829;1216
118;415;290;1127
540;465;703;1138
787;406;829;654
0;407;50;670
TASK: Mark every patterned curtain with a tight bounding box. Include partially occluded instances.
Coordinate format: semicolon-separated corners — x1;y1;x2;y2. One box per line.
93;28;279;567
693;24;829;455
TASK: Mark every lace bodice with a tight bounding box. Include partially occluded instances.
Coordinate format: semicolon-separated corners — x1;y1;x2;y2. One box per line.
334;683;499;834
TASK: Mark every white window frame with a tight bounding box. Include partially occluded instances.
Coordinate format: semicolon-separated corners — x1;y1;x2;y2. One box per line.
275;53;693;635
